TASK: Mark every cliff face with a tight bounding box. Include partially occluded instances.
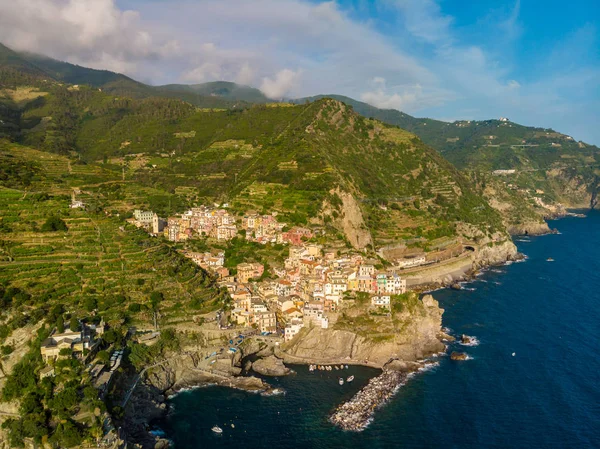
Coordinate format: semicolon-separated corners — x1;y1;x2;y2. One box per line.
280;294;445;367
506;222;552;236
322;187;373;250
547;168;597;209
472;239;518;269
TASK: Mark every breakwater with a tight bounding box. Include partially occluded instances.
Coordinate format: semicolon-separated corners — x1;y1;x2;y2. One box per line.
329;369;406;431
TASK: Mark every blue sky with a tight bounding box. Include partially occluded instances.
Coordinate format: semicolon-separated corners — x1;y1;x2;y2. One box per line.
0;0;598;143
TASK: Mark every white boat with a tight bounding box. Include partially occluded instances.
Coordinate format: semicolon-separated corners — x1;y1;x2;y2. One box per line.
338;377;344;385
546;258;554;262
212;426;223;434
347;375;354;382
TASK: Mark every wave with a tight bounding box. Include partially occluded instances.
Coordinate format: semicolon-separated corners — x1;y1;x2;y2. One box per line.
262;388;286;397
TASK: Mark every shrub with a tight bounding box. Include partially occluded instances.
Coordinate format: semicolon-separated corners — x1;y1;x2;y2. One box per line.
41;216;68;232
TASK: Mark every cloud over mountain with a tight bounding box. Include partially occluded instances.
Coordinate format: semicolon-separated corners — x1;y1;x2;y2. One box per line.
0;0;597;144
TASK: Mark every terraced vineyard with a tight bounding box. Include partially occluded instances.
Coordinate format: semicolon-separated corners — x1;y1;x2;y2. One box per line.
0;146;222;326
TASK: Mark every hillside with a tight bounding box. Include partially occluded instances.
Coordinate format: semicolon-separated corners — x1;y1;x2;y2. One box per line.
1;69;510;253
295;94;600;220
1;44;243;109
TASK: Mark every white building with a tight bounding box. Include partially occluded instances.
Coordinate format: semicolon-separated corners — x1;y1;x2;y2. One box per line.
371;295;391;307
358;264;375;277
284;319;304;342
396;256;426;268
134;210;154;224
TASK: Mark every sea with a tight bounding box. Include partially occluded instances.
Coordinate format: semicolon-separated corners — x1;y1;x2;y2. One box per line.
157;210;600;448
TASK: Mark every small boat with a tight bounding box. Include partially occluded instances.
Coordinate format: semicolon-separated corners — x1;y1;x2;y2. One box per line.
309;365;315;372
335;366;339;370
546;258;554;262
338;378;344;385
231;423;235;428
212;426;223;434
345;365;348;369
347;375;354;382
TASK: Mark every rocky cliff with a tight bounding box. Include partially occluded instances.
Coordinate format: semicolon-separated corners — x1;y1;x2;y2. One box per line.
472;239;519;269
280;294;445;367
322;187;373;250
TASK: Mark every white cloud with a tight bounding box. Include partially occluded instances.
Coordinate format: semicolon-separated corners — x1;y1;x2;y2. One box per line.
391;0;454;45
361;80;453;112
0;0;597;143
235;63;256;86
260;69;301;99
0;0;169;75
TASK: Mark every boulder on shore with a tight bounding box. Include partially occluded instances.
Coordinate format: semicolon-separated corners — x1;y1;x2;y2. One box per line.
252;356;290;376
450;351;468;361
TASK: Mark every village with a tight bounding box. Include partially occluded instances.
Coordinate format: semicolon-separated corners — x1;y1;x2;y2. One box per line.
128;205;417;344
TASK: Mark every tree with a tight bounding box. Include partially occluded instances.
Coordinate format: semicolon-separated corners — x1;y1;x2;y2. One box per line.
41;215;68;232
83;297;97;312
128;303;141;313
51;420;83;448
96;350;110;364
49;388;78;415
83;385;98;402
59;347;73;357
56;316;65;333
69;317;80;332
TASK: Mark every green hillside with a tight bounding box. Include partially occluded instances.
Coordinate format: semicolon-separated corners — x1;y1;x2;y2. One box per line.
295;95;600;211
0;66;507;251
2;45;241;109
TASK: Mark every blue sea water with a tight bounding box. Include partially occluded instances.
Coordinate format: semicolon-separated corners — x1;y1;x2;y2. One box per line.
160;211;600;448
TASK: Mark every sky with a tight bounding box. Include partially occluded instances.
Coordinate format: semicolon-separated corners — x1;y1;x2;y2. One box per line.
0;0;598;144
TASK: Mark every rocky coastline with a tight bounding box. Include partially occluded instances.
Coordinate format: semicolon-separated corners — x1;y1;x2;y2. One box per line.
121;240;527;447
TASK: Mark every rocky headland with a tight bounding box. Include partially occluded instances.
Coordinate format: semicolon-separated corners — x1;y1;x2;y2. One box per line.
279;294;445;368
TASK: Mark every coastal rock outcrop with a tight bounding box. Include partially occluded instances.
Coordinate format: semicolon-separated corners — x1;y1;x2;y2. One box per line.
281;294;445;367
472;239;518;269
450;351;468;361
251;356;291;376
507;221;553;236
461;335;475;345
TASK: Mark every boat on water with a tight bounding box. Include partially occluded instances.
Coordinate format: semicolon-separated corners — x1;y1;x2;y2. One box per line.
347;375;354;382
339;378;344;385
212;426;223;434
547;258;555;262
309;365;315;372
